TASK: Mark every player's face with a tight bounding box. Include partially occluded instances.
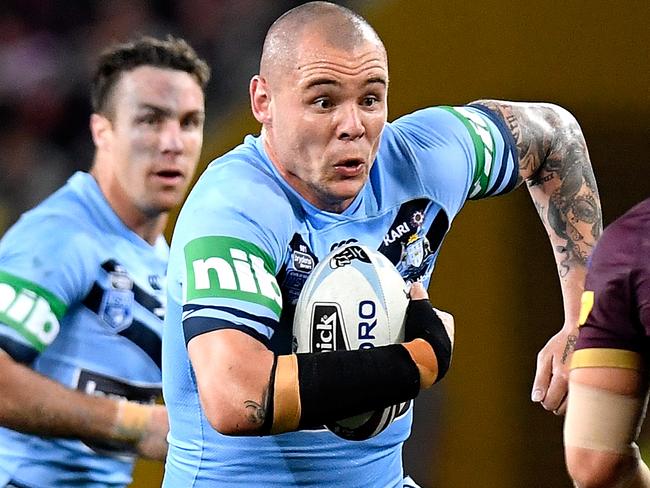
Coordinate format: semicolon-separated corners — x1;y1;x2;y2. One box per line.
261;36;388;213
100;66;205;216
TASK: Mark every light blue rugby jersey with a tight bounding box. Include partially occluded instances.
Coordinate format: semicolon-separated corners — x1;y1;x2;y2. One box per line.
163;105;518;487
0;172;168;488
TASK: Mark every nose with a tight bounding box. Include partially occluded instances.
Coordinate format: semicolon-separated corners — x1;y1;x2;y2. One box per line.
337;103;365;141
160;120;184;153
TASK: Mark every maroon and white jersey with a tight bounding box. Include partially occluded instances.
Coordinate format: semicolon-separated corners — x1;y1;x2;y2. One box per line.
571;197;650;371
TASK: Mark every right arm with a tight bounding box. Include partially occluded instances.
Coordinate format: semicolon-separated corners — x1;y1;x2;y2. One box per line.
188;283;454;436
0;350;168;459
188;329;275;434
0;217;168;459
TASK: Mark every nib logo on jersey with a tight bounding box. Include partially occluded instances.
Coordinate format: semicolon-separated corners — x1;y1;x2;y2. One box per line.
310;303;349;352
0;271;67;352
185;236;282;315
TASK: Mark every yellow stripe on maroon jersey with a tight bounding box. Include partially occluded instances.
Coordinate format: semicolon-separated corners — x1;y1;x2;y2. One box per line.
578;290;595;326
570;348;643;371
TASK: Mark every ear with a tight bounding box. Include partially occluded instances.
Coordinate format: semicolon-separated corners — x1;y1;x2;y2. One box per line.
90;113;112;150
250;75;272;125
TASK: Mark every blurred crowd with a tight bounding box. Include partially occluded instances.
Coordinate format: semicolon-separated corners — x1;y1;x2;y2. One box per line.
0;0;361;231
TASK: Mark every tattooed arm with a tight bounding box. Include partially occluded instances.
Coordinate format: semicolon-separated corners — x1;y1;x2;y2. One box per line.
471;100;602;414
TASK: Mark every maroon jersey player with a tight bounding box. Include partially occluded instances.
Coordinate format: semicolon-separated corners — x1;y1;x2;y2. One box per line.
565;197;650;488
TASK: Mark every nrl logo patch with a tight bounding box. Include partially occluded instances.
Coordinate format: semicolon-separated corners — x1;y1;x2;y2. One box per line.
99;267;134;331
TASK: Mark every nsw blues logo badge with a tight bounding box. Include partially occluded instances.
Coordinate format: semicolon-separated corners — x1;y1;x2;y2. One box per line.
99;266;134;331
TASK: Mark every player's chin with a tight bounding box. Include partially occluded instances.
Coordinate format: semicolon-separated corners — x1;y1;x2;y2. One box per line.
149;189;186;213
331;177;367;200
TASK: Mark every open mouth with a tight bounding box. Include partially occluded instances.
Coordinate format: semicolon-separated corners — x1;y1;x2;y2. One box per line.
334;159;365;176
153;169;184;184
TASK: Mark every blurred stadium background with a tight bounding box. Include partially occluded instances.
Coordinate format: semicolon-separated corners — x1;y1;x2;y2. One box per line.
1;1;647;486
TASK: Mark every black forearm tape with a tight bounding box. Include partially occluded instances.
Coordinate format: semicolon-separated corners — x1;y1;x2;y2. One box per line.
296;344;420;429
404;299;452;382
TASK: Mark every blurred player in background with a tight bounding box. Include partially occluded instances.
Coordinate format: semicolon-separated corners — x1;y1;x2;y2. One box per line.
162;2;601;486
564;197;650;488
0;36;209;487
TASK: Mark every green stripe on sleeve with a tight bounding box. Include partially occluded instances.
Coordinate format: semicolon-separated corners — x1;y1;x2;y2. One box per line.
0;270;67;351
441;106;495;198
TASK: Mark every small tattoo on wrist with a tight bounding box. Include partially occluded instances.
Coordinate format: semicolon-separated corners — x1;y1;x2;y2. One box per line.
561;335;577;364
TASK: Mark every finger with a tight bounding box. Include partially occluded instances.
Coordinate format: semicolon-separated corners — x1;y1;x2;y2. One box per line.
541;365;569;412
531;351;552;403
408;281;429;300
552;393;568;416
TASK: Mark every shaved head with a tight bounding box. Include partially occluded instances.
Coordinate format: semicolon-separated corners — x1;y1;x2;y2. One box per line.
249;2;389;213
260;1;385;80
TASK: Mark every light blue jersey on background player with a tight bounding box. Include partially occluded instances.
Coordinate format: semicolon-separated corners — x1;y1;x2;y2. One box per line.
0;173;167;487
163;105;518;487
0;34;208;488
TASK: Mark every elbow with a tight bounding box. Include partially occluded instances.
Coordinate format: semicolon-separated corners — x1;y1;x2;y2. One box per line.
199;391;264;437
566;447;636;488
205;412;244;437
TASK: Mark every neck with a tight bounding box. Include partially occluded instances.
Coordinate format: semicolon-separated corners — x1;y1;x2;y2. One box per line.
89;166;167;246
126;213;168;246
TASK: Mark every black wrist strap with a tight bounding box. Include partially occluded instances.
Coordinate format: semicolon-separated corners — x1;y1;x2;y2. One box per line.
405;300;452;382
296;344;420;429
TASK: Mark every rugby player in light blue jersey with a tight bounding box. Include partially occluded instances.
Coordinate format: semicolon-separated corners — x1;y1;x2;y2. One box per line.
0;36;209;488
163;2;602;487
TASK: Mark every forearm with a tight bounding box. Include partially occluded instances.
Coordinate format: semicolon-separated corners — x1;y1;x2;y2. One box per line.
473;100;602;325
192;302;453;436
0;351;154;447
268;300;452;434
526;132;601;328
192;337;423;435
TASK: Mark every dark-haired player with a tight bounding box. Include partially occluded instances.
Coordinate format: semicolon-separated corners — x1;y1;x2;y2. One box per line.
0;35;208;487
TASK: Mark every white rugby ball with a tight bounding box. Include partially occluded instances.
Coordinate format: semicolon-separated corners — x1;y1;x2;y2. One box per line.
293;243;409;440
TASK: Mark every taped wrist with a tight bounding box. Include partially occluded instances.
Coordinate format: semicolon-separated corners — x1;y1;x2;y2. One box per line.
268;344;420;434
113;400;152;442
405;299;452;384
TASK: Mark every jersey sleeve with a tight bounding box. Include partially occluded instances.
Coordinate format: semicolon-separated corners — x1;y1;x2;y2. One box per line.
571;214;648;371
0;215;94;363
169;158;292;347
390;105;519;215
